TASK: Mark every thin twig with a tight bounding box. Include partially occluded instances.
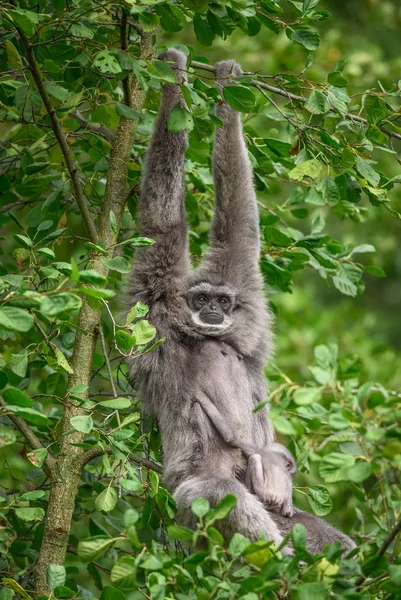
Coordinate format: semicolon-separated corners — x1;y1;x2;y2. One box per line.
378;518;401;556
17;29;98;243
80;444;163;474
355;518;401;587
70;110;115;144
190;60;401;143
0;396;55;473
98;324;118;398
34;316;56;356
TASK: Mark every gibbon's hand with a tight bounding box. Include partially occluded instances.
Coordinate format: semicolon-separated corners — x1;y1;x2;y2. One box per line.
214;59;243;89
158;48;187;86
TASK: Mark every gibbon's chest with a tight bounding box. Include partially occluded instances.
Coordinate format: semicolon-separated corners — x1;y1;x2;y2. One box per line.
194;340;258;439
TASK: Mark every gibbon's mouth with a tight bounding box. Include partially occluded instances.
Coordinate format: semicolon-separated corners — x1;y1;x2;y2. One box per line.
200;312;224;325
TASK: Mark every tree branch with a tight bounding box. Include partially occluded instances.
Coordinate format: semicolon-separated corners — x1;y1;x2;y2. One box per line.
0;396;55;473
191;60;401;143
70;110;115;144
378;518;401;556
80;444;163;474
17;30;99;243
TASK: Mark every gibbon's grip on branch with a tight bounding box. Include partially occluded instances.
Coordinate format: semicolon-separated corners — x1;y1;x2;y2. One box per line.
127;48;356;554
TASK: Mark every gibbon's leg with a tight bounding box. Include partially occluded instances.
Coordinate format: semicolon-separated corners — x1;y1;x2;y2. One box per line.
174;475;291;552
271;509;357;554
128;49;190;308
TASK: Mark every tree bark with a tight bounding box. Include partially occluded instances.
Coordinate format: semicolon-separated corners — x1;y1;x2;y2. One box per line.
33;30;154;596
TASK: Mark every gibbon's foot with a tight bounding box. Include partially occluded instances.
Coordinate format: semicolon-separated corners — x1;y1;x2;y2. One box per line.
214;59;243;87
158;48;187;85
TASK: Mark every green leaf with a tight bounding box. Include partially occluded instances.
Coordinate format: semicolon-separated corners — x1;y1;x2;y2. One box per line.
124;236;155;247
37;248;56;259
110;557;137;589
120;477;144;494
138;11;160;32
207;494;237;524
327;70;348;87
78;536;122;562
292;523;306;550
229;533;251;557
264;137;292;157
2;388;32;407
223;85;256;113
291;29;321;51
70;415;93;434
291;582;329;600
95;487;118;512
98;398;131;410
19;490;46;501
306;485;333;516
0;307;34;332
14;234;33;248
40;293;81;317
104;257;131;273
167;105;194;133
316;177;340;205
93;51;122;74
292;387;322;406
264;226;293;248
15;507;45;522
351;244;375;255
115;104;143;120
193;14;215;46
288;159;322;181
79;287;115;299
84;242;109;257
167;525;194;541
305;90;330;114
7;406;51;426
333;276;358;297
140;556;163;571
47;565;66;591
9;351;28;377
319;453;355;483
0;427;17;448
7;8;41;36
192;497;210;518
356;156;380;186
78;270;107;285
27;448;48;468
131;320;156;345
126;302;149;323
6;40;23;69
365;265;386;278
116;330;137;350
346;461;372;483
54;347;73;374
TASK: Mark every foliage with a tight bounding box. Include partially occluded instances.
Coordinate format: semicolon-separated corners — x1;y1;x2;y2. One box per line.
0;0;401;598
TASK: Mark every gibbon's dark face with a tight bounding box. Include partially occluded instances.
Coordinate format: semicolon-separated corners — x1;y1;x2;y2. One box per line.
187;282;235;331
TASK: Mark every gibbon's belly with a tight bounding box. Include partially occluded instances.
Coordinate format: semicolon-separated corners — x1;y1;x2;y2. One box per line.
196;340;257;441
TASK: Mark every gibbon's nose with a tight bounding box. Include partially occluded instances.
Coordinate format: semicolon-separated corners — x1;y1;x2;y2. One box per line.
209;303;218;311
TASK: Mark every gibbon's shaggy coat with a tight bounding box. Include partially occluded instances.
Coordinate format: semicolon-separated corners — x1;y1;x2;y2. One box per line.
128;48;355;554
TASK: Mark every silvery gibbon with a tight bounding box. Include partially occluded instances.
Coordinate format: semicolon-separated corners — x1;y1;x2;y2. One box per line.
128;48;355;554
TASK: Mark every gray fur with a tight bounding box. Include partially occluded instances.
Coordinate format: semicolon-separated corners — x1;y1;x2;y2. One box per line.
127;49;355;554
195;392;296;517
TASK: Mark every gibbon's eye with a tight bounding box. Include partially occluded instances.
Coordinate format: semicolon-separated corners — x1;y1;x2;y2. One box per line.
218;297;228;305
197;295;208;304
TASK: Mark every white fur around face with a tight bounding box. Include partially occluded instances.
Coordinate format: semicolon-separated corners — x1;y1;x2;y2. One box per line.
190;311;233;335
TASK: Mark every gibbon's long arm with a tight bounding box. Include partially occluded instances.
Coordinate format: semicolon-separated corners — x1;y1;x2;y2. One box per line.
129;50;190;306
204;60;261;287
